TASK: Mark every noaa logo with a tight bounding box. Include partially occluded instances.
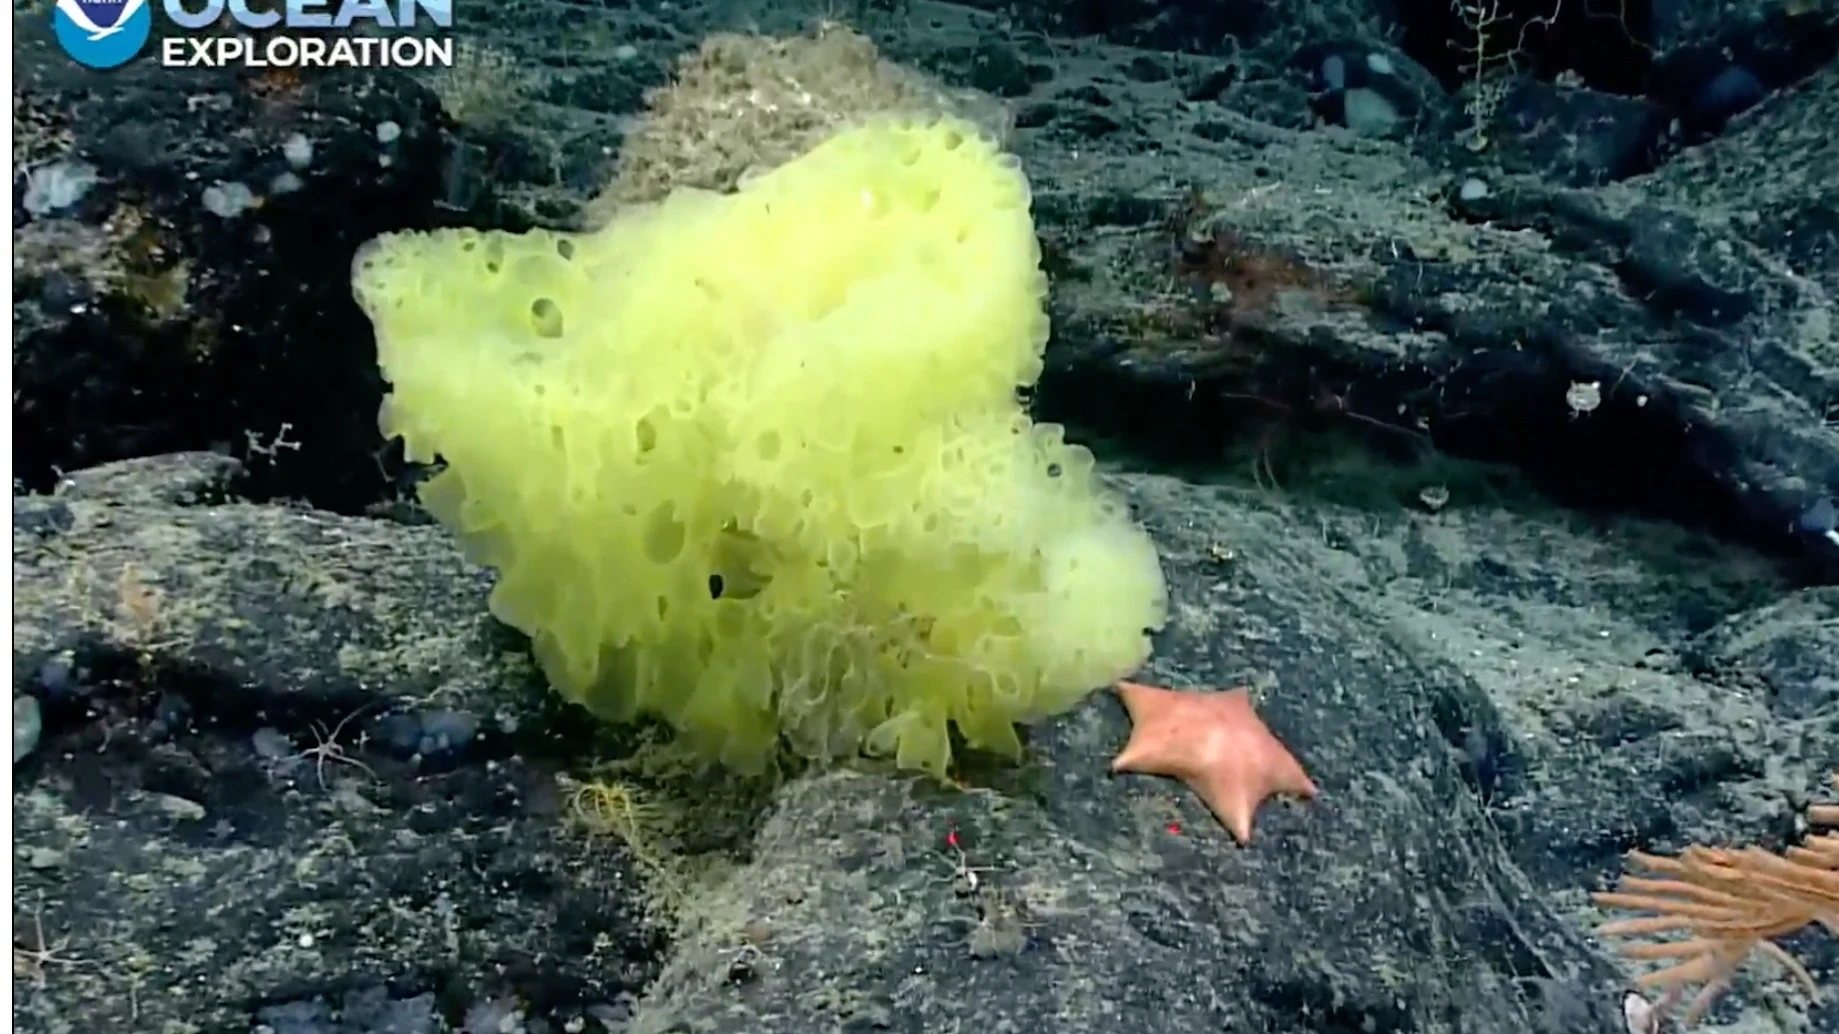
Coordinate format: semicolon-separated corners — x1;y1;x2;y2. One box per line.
52;0;151;69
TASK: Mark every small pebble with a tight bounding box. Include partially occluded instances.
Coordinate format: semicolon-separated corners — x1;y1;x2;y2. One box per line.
418;710;479;758
281;132;314;169
152;793;206;822
14;696;42;763
22;159;99;216
372;713;425;759
36;656;77;699
1797;495;1835;535
152;692;193;736
252;726;294;760
1319;53;1346;91
202;180;257;218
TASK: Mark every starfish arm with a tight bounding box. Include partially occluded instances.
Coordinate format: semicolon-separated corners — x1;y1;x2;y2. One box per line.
1191;740;1318;845
1192;770;1265;846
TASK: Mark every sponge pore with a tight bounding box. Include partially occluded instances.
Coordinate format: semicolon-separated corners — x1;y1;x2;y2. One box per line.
353;116;1167;778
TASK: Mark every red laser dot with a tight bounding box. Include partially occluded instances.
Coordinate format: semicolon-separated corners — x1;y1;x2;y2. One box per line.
1166;823;1183;835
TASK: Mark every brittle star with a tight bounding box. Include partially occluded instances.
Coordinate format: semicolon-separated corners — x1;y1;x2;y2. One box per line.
13;898;82;988
291;705;377;790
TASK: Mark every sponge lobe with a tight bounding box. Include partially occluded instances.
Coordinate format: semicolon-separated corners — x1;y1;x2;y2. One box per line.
354;116;1167;777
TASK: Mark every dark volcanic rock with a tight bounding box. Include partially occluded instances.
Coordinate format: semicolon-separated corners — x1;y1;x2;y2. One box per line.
16;0;1836;575
1014;50;1839;581
13;453;1834;1033
11;19;453;511
11;455;666;1033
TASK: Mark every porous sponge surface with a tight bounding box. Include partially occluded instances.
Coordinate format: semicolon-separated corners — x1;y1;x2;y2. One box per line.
353;116;1168;777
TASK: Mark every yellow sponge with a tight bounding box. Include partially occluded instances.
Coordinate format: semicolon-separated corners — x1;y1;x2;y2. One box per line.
352;116;1167;777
